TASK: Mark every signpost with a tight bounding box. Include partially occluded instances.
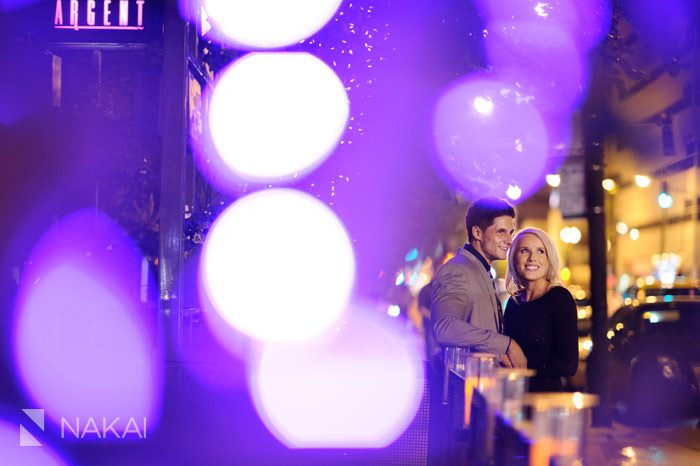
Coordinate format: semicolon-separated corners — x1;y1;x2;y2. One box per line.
559;156;586;219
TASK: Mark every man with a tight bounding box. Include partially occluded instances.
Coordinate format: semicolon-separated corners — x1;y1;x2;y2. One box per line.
431;196;527;368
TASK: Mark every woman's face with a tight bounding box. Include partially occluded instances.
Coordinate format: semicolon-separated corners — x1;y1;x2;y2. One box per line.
514;233;548;285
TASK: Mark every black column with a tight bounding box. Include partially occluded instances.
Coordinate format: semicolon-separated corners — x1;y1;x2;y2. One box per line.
582;48;612;427
159;0;188;359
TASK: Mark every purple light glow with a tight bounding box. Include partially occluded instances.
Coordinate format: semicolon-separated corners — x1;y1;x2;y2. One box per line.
432;74;549;203
249;306;423;448
625;0;693;58
484;21;588;114
475;0;611;52
54;25;144;31
12;210;163;435
177;270;251;391
542;111;574;156
0;0;40;11
0;418;67;465
200;188;355;343
206;52;349;185
0;46;46;126
202;0;342;49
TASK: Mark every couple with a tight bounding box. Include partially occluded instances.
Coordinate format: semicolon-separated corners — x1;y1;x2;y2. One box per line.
431;197;578;392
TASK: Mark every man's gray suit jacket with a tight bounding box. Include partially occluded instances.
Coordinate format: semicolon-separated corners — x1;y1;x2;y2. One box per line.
431;247;510;355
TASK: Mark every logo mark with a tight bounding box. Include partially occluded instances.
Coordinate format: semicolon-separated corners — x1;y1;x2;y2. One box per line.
20;408;45;447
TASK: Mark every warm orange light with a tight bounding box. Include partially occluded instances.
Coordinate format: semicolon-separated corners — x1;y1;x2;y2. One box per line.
530;437;578;466
463;376;478;426
441;252;455;265
560;267;571;282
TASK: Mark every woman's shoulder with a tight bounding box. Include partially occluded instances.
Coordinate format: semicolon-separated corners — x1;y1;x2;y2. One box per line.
505;294;519;308
547;285;574;301
546;285;576;303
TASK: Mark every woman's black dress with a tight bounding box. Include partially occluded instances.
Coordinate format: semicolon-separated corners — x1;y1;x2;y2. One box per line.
504;286;579;392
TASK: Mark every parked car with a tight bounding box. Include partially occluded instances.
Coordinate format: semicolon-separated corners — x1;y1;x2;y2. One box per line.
622;277;700;304
607;298;700;426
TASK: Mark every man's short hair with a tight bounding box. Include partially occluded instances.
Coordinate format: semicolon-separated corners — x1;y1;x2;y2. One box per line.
466;197;516;243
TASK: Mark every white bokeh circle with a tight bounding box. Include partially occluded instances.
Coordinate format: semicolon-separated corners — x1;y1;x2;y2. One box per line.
204;0;343;49
200;188;355;342
249;309;424;447
208;52;349;183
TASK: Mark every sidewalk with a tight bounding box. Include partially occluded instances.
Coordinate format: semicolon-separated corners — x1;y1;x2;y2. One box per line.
585;422;700;465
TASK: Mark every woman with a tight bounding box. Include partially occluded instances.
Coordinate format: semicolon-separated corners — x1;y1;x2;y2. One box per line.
504;228;578;392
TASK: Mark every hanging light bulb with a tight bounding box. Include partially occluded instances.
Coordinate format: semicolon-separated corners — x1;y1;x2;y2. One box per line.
657;181;673;209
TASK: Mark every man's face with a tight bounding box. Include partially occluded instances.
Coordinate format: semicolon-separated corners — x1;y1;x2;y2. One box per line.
475;215;515;263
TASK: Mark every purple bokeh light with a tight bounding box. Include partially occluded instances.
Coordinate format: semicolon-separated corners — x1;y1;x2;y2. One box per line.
0;47;47;126
0;417;67;465
12;209;163;435
177;258;251;391
432;73;550;203
484;21;588;115
475;0;611;52
624;0;694;58
0;0;40;12
248;304;424;448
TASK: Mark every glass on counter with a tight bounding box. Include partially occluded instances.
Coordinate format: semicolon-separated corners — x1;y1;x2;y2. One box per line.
455;352;498;426
494;367;536;424
524;392;599;466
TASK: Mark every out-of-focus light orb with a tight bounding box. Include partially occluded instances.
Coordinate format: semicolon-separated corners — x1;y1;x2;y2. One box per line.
0;418;67;465
432;75;549;203
568;227;581;244
483;21;587;114
582;339;593;352
387;305;401;318
201;188;355;342
629;228;640;241
506;184;522;200
618;274;631;293
395;270;405;286
549;189;560;209
474;0;611;52
616;222;629;235
12;210;163;432
560;267;571;282
533;2;550;17
473;96;494;115
602;178;616;192
208;52;349;183
657;191;673;209
621;446;637;460
634;174;651;188
404;248;419;262
249;309;423;448
203;0;342;49
546;174;561;187
560;226;581;244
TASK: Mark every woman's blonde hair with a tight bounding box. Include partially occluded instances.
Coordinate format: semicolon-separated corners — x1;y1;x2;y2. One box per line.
505;227;561;299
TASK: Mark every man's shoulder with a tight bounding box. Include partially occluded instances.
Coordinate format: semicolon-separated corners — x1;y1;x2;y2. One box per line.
435;251;483;279
446;249;484;268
